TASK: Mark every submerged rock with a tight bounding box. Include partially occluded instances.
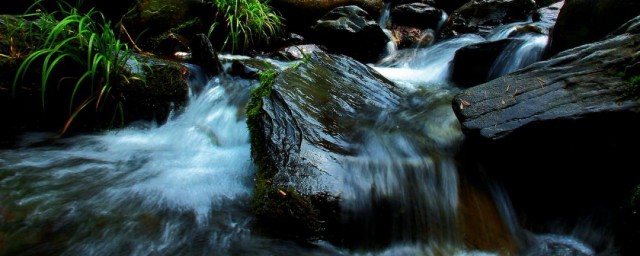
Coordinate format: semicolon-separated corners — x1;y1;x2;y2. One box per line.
439;0;537;39
310;5;390;63
248;51;403;238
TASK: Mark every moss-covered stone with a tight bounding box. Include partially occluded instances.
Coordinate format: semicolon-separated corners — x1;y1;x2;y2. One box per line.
246;52;403;240
246;67;324;238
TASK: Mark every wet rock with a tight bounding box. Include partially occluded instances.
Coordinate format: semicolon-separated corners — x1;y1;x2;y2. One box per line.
532;0;564;25
439;0;537;39
270;0;383;32
124;0;210;38
390;3;446;30
453;15;640;255
547;0;640;56
451;38;521;87
310;5;390;63
432;0;469;13
226;59;273;79
393;26;434;48
189;33;223;76
248;51;403;239
152;33;191;56
273;44;324;60
119;56;190;126
453;17;640;139
391;0;436;7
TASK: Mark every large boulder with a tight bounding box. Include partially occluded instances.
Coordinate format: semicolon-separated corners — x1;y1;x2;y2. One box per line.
390;3;446;30
453;17;640;140
453;15;640;255
270;0;383;32
439;0;537;39
248;51;403;238
310;5;390;63
547;0;640;56
248;52;400;238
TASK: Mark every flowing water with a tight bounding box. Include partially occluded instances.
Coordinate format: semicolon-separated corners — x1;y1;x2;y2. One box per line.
1;13;600;255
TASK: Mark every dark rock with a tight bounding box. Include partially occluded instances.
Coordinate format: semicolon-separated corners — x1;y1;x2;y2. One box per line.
270;0;383;32
119;57;190;126
451;39;521;87
153;32;191;56
310;5;390;63
432;0;470;13
227;59;273;79
439;0;537;39
123;0;210;39
189;33;223;76
453;15;640;255
453;19;640;139
390;3;446;29
273;44;324;60
277;33;305;46
532;0;564;25
391;0;437;7
393;26;435;48
248;51;403;239
548;0;640;56
535;0;563;8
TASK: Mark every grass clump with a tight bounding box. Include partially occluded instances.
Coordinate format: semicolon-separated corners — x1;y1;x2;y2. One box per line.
12;1;139;133
209;0;284;53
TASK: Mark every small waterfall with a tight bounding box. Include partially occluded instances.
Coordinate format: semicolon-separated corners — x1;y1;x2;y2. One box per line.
378;2;392;29
488;34;548;79
435;12;449;35
374;34;485;85
378;2;398;64
485;20;553;79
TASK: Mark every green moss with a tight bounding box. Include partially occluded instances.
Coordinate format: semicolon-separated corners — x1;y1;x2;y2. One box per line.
625;75;640;98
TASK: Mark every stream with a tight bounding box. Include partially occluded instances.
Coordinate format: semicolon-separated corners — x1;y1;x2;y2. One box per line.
0;16;599;255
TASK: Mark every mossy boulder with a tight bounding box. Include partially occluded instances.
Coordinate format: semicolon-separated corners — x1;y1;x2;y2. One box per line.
247;51;403;239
